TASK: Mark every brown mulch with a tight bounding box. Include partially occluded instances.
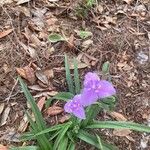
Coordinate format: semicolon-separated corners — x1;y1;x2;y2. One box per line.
0;0;150;149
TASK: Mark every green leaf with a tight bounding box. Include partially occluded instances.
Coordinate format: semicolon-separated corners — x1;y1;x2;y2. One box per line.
77;130;118;150
65;54;74;94
67;141;75;150
73;58;81;94
87;121;150;133
45;92;74;108
53;122;72;150
75;30;92;39
18;77;46;131
22;122;70;139
58;136;69;150
10;146;39;150
81;104;101;127
18;77;52;150
86;0;96;7
96;134;104;150
102;61;110;74
25;112;51;150
49;33;65;43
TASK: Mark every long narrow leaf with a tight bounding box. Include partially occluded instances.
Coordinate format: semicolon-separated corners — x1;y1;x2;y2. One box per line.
22;122;71;140
96;134;104;150
65;54;74;94
73;58;80;94
67;141;75;150
58;136;69;150
87;121;150;133
18;77;46;130
53;122;72;150
25;112;51;150
77;130;118;150
10;146;39;150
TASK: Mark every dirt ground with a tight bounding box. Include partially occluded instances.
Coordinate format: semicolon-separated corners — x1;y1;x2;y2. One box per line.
0;0;150;149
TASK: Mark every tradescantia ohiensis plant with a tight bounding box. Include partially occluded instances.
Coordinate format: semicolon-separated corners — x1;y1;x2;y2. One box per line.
17;55;150;150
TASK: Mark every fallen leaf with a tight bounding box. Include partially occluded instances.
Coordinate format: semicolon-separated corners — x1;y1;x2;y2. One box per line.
123;0;133;4
0;107;11;126
82;39;93;49
47;106;63;116
34;91;58;98
59;114;70;123
16;66;36;84
113;129;132;137
67;34;75;49
28;85;46;91
37;97;46;111
35;70;49;85
0;29;13;39
109;111;127;121
18;115;28;132
0;145;8;150
0;131;20;142
96;4;104;13
17;0;30;5
0;103;5;115
18;41;37;59
30;34;41;47
44;69;54;79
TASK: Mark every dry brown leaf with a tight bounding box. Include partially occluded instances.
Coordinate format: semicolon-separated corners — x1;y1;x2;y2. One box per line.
59;114;71;123
67;34;75;49
0;103;5;115
28;85;46;91
0;29;13;39
17;0;30;5
0;145;8;150
16;66;36;84
37;97;46;111
30;34;41;47
36;70;49;85
113;129;132;137
18;115;28;132
47;106;63;116
82;39;93;49
18;41;37;59
123;0;133;4
34;91;58;98
44;69;54;79
0;107;11;126
109;111;127;121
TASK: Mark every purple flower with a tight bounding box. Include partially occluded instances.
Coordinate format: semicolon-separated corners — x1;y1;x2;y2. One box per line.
64;94;85;119
64;72;116;119
80;72;116;107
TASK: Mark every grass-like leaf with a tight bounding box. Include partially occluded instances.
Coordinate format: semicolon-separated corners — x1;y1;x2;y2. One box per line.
10;146;39;150
53;122;72;150
18;77;52;150
67;141;75;150
65;54;74;94
87;121;150;133
18;77;46;131
25;112;51;150
77;130;118;150
73;58;81;94
96;134;104;150
22;122;71;140
58;136;69;150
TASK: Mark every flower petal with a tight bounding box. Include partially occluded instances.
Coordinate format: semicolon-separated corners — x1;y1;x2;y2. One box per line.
97;80;116;98
80;89;98;107
72;106;86;119
84;72;100;87
64;94;86;119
